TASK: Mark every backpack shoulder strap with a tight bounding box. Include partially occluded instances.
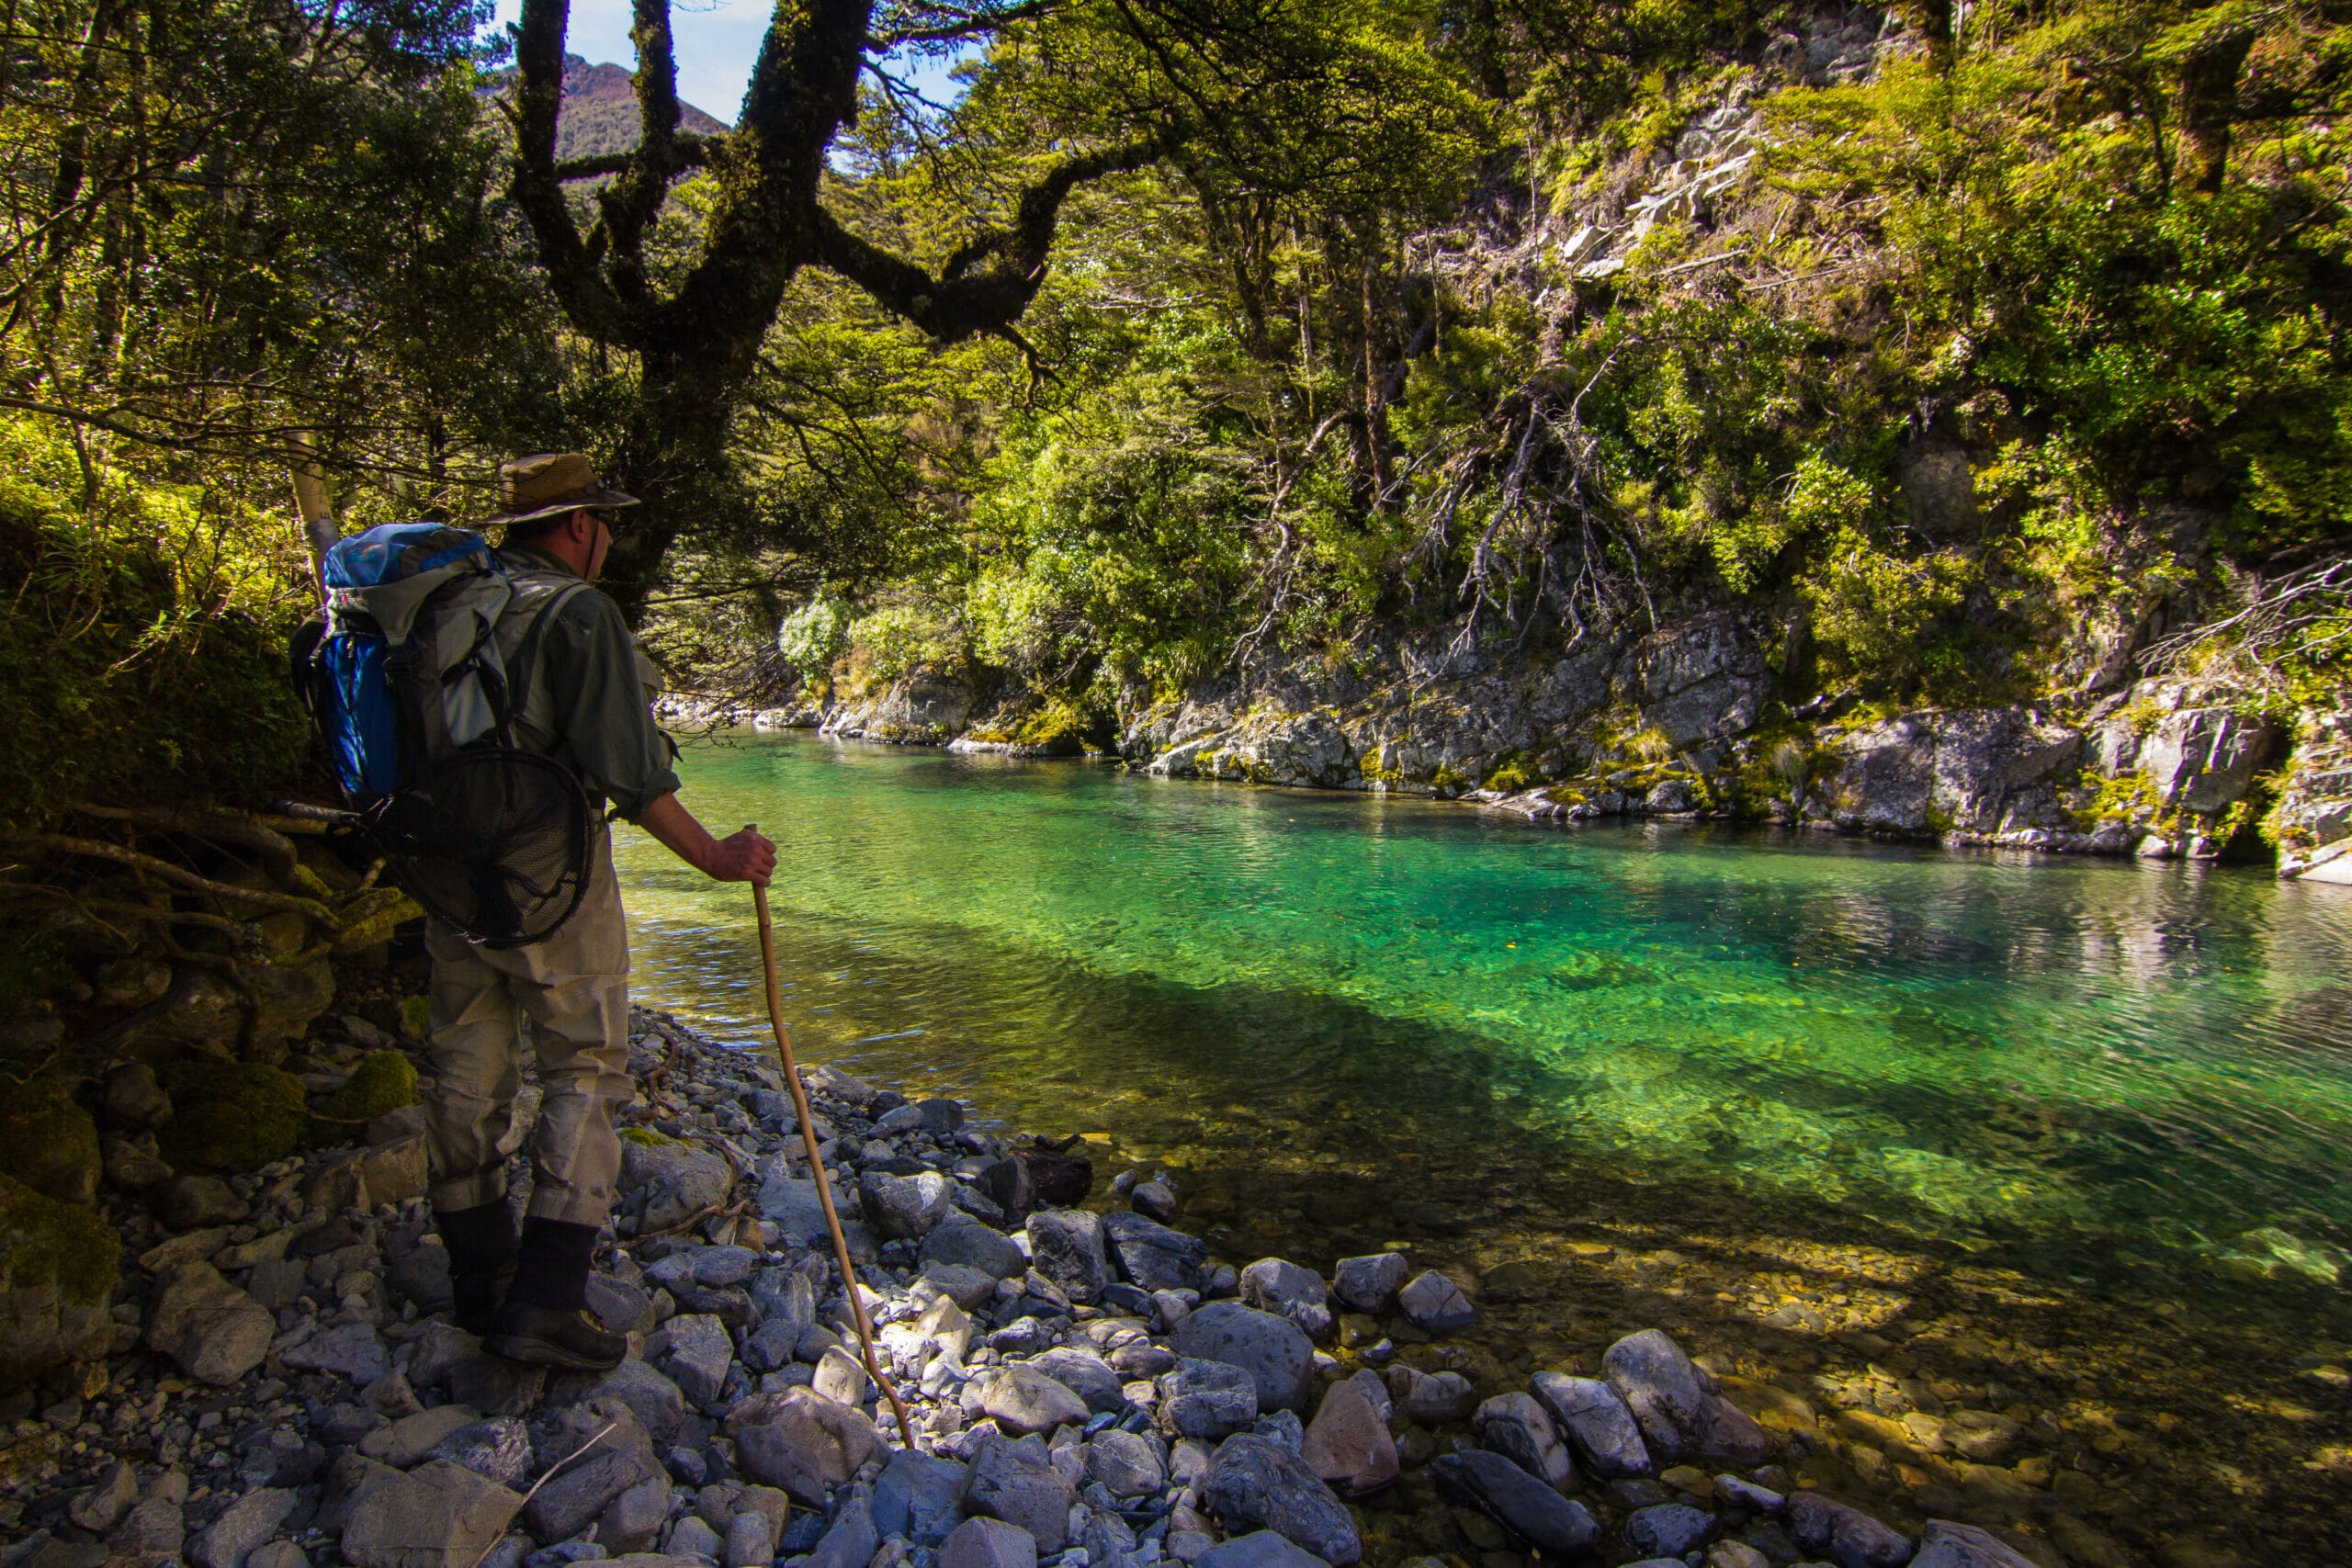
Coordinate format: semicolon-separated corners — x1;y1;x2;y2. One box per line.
503;579;594;735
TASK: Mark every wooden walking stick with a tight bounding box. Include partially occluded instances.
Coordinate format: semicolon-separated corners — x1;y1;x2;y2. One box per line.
749;846;918;1450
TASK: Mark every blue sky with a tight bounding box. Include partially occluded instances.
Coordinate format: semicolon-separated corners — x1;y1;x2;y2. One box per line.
485;0;969;125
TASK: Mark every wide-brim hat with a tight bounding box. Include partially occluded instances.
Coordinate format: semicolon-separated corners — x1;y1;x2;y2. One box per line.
483;450;640;527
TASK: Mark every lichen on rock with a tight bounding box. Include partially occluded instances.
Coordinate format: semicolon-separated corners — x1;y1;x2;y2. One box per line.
0;1169;119;1388
156;1060;309;1171
317;1049;420;1126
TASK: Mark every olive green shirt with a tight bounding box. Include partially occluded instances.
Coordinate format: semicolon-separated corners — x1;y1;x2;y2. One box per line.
494;542;681;821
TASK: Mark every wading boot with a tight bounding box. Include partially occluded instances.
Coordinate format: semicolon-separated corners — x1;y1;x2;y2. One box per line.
435;1200;519;1339
483;1216;623;1371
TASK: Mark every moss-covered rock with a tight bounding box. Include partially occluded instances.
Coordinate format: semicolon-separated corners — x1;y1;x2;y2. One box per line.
156;1061;308;1171
316;1050;419;1125
0;1170;119;1390
0;1073;100;1206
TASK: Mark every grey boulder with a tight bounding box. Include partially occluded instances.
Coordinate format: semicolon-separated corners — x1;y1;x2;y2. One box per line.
1158;1359;1260;1439
965;1433;1077;1553
872;1449;968;1546
188;1487;297;1568
146;1263;273;1385
1910;1519;2037;1568
1102;1211;1209;1293
343;1459;525;1568
1201;1434;1360;1567
1395;1271;1475;1333
1083;1428;1167;1498
1475;1392;1572;1490
1329;1254;1407;1314
1237;1259;1331;1337
1024;1210;1112;1303
1624;1503;1717;1559
1026;1346;1125;1415
1193;1533;1329;1568
921;1217;1030;1280
969;1363;1090;1436
1301;1370;1396;1498
1430;1450;1600;1555
1601;1329;1773;1465
859;1170;956;1240
1528;1372;1652;1479
1787;1494;1914;1568
1170;1302;1314;1412
936;1517;1037;1568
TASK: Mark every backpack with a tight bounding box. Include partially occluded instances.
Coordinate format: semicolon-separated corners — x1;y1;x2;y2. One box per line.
292;522;596;947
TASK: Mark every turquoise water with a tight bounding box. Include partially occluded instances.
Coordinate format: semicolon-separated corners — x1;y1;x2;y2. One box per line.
612;731;2352;1295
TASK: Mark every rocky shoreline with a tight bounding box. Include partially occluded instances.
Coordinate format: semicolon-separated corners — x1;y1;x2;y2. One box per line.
656;613;2352;883
1;1003;2137;1568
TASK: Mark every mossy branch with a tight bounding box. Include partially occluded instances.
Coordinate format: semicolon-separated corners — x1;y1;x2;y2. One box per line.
0;830;337;930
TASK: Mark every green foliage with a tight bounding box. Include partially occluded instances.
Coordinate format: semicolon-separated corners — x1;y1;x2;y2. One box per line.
776;595;853;692
0;425;312;828
1800;527;1981;687
845;600;969;690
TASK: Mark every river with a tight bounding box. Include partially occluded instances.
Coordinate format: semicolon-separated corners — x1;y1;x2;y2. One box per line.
614;730;2352;1552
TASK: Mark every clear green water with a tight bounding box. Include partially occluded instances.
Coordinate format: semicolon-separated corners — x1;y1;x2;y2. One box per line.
613;731;2352;1291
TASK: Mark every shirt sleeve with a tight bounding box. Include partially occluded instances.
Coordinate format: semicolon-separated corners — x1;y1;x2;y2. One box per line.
541;588;682;820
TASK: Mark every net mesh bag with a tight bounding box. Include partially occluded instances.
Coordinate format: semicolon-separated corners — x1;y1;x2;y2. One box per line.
372;746;594;947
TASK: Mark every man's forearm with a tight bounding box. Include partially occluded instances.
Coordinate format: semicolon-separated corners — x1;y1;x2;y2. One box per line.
636;792;720;874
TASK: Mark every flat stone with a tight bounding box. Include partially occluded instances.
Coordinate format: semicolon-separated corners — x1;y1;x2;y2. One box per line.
188;1486;296;1568
317;1451;403;1536
360;1405;483;1468
1170;1302;1314;1412
1714;1473;1783;1512
1193;1533;1329;1568
1158;1358;1260;1438
69;1461;138;1534
146;1263;273;1384
1201;1433;1360;1566
1101;1211;1209;1293
1430;1450;1600;1555
798;1483;876;1568
1025;1210;1112;1303
936;1517;1037;1568
721;1511;772;1568
1624;1504;1717;1559
663;1514;723;1561
1329;1254;1407;1315
157;1175;250;1230
966;1432;1077;1552
1386;1366;1477;1425
281;1321;390;1385
1301;1371;1396;1498
550;1359;687;1447
586;1274;655;1335
1395;1271;1475;1333
1237;1259;1331;1337
343;1459;525;1568
247;1543;309;1568
918;1261;999;1310
1910;1519;2035;1568
521;1416;662;1543
873;1448;968;1546
812;1345;871;1405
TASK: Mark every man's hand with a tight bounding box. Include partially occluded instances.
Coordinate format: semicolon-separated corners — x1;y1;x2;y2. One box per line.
704;826;777;886
636;794;776;887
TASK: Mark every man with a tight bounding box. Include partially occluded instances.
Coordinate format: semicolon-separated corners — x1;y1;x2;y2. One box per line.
424;452;776;1371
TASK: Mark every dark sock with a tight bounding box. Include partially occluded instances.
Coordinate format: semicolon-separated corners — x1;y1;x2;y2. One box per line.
435;1200;518;1276
506;1217;600;1311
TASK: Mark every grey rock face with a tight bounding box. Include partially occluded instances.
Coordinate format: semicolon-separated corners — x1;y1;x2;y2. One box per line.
1193;1533;1329;1568
655;1314;734;1407
1158;1359;1261;1438
936;1517;1038;1568
1024;1210;1112;1303
1475;1393;1572;1490
1909;1519;2036;1568
1787;1494;1914;1568
431;1419;534;1490
1170;1302;1314;1412
873;1449;969;1546
1395;1271;1475;1333
966;1433;1078;1552
188;1487;297;1568
1083;1428;1167;1497
1600;1329;1772;1465
970;1363;1091;1436
1102;1211;1210;1293
343;1459;525;1568
620;1139;734;1235
1301;1371;1396;1498
1201;1434;1361;1566
860;1170;956;1239
1328;1254;1407;1314
1237;1259;1331;1337
1822;708;2081;837
724;1387;888;1507
921;1217;1030;1280
1528;1373;1651;1479
146;1263;273;1385
1624;1503;1717;1559
1430;1450;1600;1555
